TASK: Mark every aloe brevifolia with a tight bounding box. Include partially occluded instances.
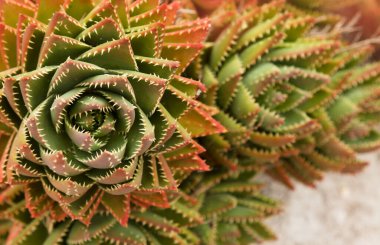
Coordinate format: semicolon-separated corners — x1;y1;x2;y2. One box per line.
0;0;227;230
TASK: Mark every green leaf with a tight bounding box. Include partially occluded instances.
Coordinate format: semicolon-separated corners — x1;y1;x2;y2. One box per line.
11;215;48;245
26;96;71;151
77;17;123;46
65;0;95;20
200;194;237;217
0;24;17;69
128;23;163;58
36;0;65;23
220;206;263;223
38;35;91;67
123;70;167;115
45;11;85;38
74;133;127;169
67;214;116;244
0;0;34;28
40;148;88;177
48;59;105;95
18;66;57;111
103;222;147;245
101;192;130;225
161;43;204;75
229;84;260;123
43;220;72;245
78;37;137;70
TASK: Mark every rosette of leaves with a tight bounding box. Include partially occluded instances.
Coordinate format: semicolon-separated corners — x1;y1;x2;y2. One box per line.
192;0;380;188
0;0;225;225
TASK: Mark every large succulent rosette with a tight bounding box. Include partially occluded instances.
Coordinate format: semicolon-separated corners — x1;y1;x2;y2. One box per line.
0;0;224;225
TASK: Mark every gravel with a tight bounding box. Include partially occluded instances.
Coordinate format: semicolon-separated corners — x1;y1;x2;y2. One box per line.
261;152;380;245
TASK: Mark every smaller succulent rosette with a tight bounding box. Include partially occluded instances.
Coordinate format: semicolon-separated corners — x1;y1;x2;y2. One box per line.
0;0;224;225
191;0;380;187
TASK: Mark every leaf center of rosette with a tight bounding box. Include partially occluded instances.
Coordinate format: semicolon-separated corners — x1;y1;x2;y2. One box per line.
68;95;114;135
74;112;104;131
57;91;121;152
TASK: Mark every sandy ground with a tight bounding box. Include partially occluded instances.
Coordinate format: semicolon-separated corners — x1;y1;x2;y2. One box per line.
261;152;380;245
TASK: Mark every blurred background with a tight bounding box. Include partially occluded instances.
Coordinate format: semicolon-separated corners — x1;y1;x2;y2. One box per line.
289;0;380;57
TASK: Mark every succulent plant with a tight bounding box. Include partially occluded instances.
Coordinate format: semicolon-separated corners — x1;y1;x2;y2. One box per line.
0;0;225;226
186;0;380;189
1;0;380;245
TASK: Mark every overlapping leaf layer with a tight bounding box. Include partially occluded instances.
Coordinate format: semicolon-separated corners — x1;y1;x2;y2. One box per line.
0;0;225;227
0;185;207;245
182;168;280;245
0;178;280;245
